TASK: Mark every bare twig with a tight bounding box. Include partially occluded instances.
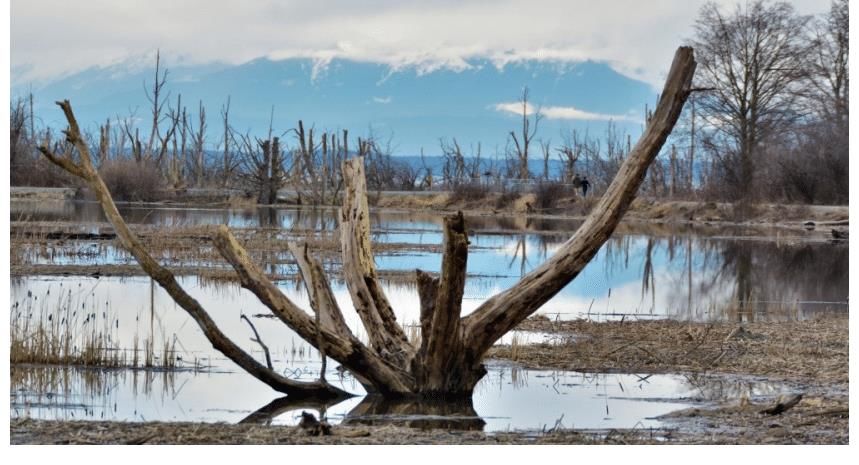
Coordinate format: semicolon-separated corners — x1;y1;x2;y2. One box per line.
240;314;273;370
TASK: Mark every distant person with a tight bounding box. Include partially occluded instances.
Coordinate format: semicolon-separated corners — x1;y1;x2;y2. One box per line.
581;176;590;197
572;173;582;189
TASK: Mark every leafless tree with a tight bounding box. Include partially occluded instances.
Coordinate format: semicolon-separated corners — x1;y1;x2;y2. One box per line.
806;0;848;128
691;0;811;200
189;101;207;185
539;140;551;180
220;96;240;187
143;50;170;163
507;87;542;181
556;129;586;184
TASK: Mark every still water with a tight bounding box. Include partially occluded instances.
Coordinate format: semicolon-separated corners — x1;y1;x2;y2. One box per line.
9;200;847;430
11;362;785;432
12;200;849;322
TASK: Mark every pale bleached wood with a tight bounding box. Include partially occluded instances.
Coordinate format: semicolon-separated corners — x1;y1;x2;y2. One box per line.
421;211;469;391
37;45;696;399
340;157;413;364
212;227;414;395
288;242;353;340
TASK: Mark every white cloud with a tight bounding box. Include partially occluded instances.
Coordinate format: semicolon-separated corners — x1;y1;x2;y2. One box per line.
373;96;392;104
11;0;830;87
494;101;640;123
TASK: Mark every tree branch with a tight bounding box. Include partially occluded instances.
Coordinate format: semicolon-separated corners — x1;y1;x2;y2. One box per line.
461;47;697;357
340;157;413;363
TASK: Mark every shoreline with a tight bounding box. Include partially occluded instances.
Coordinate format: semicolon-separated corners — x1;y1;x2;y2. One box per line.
11;186;850;232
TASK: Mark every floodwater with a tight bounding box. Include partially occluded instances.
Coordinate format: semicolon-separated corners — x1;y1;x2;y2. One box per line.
9;200;848;431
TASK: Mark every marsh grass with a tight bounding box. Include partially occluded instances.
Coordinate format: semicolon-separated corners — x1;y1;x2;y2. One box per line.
10;289;178;369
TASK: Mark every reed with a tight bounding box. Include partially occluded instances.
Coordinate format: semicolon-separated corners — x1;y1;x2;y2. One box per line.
10;290;178;369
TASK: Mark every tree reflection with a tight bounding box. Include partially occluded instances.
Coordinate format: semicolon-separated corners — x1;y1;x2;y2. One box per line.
241;394;486;431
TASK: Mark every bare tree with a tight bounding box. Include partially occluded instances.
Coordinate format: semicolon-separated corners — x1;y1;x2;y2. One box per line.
556;129;586;184
691;1;811;200
508;87;542;181
539;140;551;180
221;96;237;187
189;101;207;186
806;0;848;128
143;50;171;164
38;47;695;398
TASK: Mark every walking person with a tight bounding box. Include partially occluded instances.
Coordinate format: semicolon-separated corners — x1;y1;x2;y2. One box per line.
581;176;590;197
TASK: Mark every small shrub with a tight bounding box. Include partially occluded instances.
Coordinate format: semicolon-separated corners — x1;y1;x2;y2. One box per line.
450;181;489;202
99;159;165;202
533;181;569;210
494;190;520;209
11;155;76;187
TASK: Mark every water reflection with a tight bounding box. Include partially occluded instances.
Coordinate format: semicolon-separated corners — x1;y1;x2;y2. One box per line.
11;201;849;325
341;396;485;430
12;363;785;431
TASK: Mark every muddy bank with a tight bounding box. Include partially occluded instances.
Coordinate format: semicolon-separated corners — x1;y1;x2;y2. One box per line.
9;418;674;445
9;387;847;444
12;188;849;232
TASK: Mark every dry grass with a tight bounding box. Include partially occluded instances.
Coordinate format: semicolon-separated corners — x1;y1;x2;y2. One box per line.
10;289;177;369
8;418;669;445
494;316;849;385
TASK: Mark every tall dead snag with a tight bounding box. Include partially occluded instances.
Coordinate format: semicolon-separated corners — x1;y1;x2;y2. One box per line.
40;46;695;400
340;158;413;366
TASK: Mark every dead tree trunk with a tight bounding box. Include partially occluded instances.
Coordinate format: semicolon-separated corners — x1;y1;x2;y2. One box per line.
39;46;695;399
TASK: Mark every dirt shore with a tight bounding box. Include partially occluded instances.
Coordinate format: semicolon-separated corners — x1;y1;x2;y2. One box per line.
11;188;850;232
489;316;849;444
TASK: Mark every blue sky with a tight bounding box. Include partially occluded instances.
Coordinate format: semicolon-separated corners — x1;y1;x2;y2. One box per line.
14;56;655;155
10;0;829;155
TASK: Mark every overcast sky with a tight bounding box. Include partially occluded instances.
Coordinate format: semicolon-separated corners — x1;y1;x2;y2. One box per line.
11;0;830;87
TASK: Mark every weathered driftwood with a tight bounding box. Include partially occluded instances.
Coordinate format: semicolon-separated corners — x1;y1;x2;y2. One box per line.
39;46;696;399
340;158;413;366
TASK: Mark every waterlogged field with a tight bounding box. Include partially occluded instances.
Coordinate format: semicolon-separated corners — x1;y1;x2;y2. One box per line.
9;200;849;433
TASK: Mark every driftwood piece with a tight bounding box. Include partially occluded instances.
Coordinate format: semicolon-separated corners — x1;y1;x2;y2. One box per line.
288;241;352;383
421;212;469;390
212;226;414;395
37;46;696;399
415;270;439;349
288;242;353;340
